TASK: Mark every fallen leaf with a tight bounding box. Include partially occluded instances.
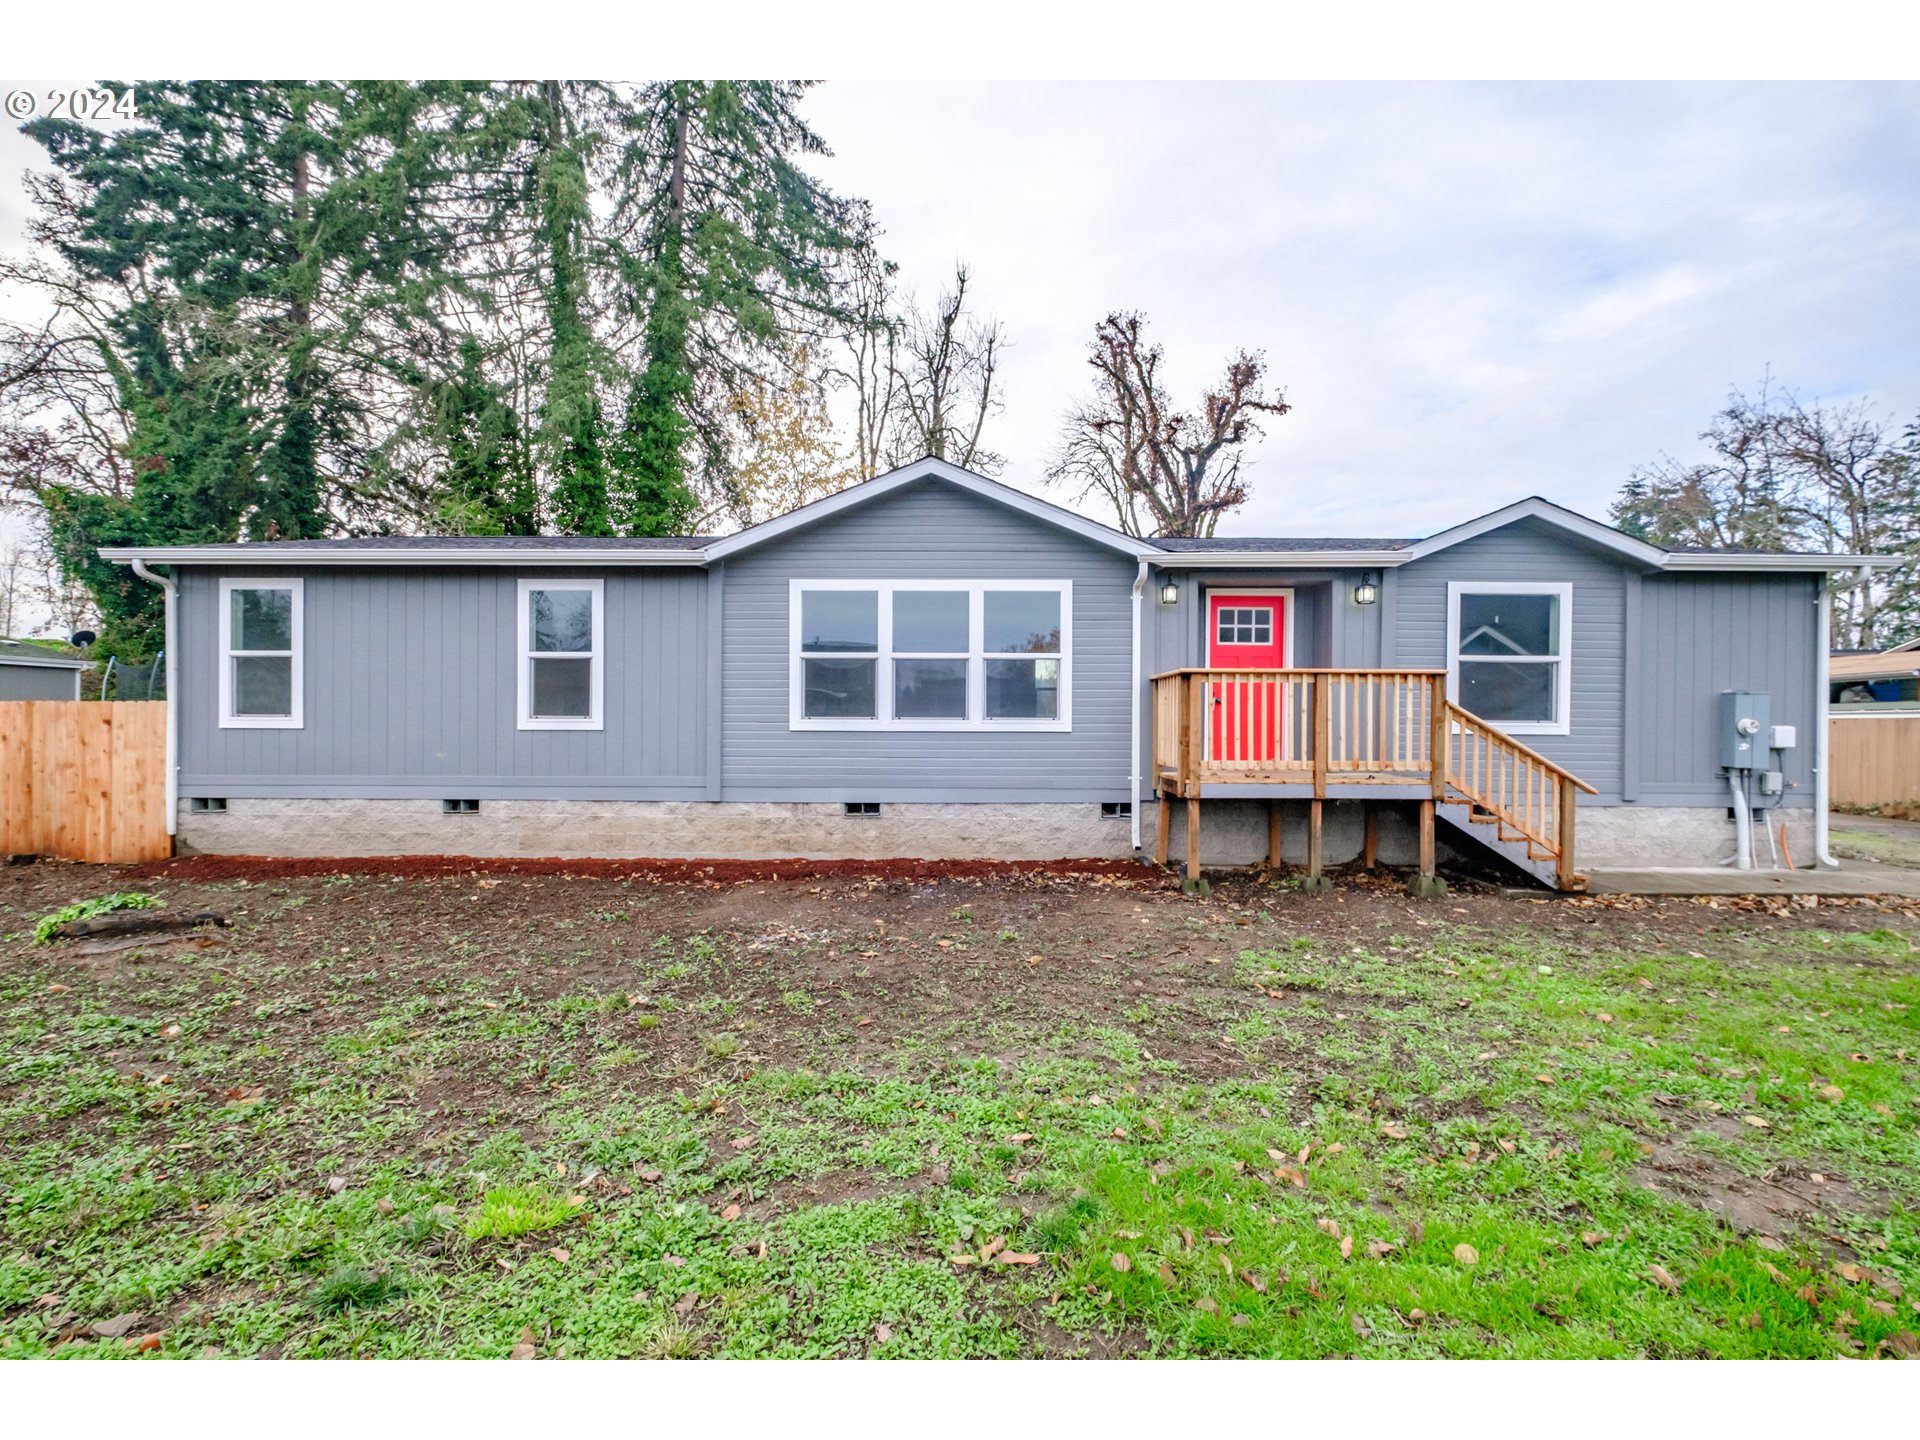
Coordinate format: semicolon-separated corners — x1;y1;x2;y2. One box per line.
1742;1115;1771;1130
375;1198;394;1216
720;1204;741;1222
1351;1312;1373;1338
728;1135;757;1151
509;1342;537;1360
663;1254;686;1268
1110;1252;1133;1273
1240;1269;1267;1293
546;1247;569;1264
1159;1262;1176;1285
980;1235;1007;1263
1453;1243;1479;1267
674;1290;698;1316
1231;1313;1251;1328
1006;1132;1033;1145
1273;1165;1307;1187
1194;1297;1219;1314
1580;1230;1609;1247
160;1024;181;1038
874;1323;893;1344
1367;1240;1397;1259
1647;1264;1682;1294
998;1252;1041;1266
1817;1085;1845;1102
635;1167;663;1183
1379;1122;1407;1140
1339;1235;1354;1259
89;1313;140;1338
131;1331;166;1352
1534;1074;1555;1086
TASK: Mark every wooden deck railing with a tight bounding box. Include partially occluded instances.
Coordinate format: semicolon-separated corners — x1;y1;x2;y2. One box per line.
1150;668;1598;888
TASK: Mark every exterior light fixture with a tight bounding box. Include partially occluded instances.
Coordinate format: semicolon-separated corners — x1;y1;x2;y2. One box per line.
1158;580;1180;606
1353;571;1379;606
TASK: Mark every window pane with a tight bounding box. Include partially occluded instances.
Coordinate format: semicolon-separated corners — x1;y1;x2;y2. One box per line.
800;590;878;652
1458;660;1554;723
986;657;1061;719
1458;593;1557;657
230;588;292;651
233;655;292;716
531;656;593;718
804;657;876;718
893;590;968;653
894;658;968;718
530;589;594;653
984;591;1061;653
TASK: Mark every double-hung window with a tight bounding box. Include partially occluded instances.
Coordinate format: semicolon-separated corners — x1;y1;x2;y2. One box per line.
1446;581;1571;735
517;578;603;730
790;580;1071;730
219;577;302;728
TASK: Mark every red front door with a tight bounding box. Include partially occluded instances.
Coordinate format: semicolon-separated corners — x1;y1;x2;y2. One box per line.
1207;592;1288;763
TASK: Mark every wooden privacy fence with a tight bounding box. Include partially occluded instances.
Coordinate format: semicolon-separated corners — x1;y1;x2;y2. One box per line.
1830;712;1920;808
0;701;170;862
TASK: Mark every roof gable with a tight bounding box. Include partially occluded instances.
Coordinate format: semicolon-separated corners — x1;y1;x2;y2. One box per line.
1403;496;1668;568
701;458;1162;562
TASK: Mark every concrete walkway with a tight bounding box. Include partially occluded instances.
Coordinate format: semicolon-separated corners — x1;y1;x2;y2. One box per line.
1587;861;1920;897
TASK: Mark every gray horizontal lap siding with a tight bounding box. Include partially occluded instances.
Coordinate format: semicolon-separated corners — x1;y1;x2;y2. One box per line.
1634;571;1818;805
178;565;710;799
721;480;1137;802
1389;521;1627;800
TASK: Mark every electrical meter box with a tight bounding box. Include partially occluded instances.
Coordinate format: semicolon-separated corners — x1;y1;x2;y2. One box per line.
1718;690;1771;770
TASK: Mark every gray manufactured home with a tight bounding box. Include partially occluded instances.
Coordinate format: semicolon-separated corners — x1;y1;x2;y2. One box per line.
100;459;1894;888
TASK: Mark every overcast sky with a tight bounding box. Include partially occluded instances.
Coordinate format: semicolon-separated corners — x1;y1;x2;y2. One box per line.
1;79;1916;621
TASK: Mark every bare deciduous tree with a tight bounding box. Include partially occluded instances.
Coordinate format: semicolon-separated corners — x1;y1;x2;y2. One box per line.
1614;376;1920;647
1049;312;1290;538
885;264;1006;475
825;236;901;483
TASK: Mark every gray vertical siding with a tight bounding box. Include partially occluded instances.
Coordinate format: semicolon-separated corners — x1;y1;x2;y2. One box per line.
1633;571;1818;804
720;478;1138;801
178;565;711;798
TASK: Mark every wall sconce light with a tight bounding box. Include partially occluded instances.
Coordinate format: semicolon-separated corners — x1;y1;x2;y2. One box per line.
1353;571;1379;606
1158;580;1181;606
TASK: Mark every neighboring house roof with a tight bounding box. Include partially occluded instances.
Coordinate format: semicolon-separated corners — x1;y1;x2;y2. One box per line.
1830;649;1920;684
94;460;1905;576
0;638;92;670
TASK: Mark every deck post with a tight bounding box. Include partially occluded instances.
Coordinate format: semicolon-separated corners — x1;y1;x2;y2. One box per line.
1429;674;1449;801
1312;675;1329;799
1184;673;1204;798
1556;776;1581;891
1155;795;1172;867
1362;803;1378;870
1405;797;1447;897
1184;794;1206;895
1267;800;1282;869
1297;802;1328;890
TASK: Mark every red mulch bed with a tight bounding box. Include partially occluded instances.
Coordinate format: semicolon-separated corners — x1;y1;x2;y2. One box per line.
120;853;1158;885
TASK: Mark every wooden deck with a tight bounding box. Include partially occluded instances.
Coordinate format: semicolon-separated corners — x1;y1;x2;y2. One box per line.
1150;668;1597;890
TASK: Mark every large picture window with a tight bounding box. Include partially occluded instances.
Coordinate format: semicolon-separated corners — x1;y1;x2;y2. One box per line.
218;577;302;728
1446;581;1571;735
790;580;1072;731
517;578;604;730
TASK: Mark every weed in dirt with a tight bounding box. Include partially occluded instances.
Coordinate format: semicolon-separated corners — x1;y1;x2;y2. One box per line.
465;1185;577;1240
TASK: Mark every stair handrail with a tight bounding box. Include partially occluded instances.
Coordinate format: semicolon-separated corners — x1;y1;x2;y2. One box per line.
1442;701;1599;795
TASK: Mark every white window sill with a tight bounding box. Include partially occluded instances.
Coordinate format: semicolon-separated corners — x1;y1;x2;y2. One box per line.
519;717;605;732
791;718;1071;733
220;715;303;729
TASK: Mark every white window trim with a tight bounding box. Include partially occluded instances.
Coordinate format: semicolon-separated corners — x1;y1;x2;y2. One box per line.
218;576;303;729
1203;588;1296;667
788;578;1073;732
1445;580;1572;737
517;577;605;731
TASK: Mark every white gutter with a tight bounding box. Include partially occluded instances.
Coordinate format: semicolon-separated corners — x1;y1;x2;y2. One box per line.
99;545;706;567
1815;564;1875;868
129;559;179;839
1155;551;1413;569
1129;561;1147;851
1664;553;1903;573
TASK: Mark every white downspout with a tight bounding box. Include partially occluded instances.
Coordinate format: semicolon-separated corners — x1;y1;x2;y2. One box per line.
1129;560;1147;852
130;559;179;839
1814;564;1872;868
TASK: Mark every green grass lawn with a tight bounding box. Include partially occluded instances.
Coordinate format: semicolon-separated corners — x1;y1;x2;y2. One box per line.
1;865;1916;1358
